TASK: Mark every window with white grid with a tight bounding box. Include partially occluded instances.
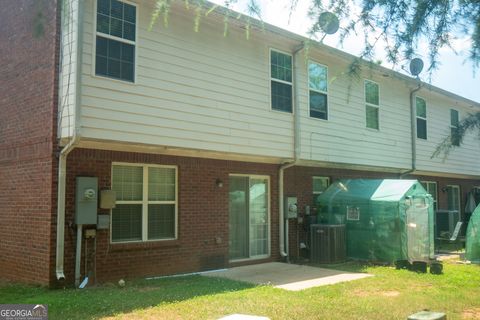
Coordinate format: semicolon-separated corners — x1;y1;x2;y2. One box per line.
111;164;177;242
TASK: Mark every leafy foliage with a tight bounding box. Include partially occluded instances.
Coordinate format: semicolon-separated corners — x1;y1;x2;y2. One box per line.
306;0;480;72
150;0;480;72
150;0;263;39
433;112;480;159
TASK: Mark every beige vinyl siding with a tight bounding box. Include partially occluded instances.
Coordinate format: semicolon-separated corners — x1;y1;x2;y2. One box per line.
78;0;294;159
62;0;480;176
58;0;79;139
299;52;412;169
415;93;480;176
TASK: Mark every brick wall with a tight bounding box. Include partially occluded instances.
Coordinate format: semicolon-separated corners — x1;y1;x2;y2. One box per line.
61;151;480;282
62;148;280;283
283;166;480;259
409;174;480;221
0;0;59;284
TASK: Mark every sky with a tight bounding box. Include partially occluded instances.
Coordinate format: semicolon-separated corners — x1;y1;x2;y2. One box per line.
210;0;480;103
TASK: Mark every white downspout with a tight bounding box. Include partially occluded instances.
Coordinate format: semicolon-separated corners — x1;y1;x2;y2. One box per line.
279;42;304;259
56;139;78;280
56;0;83;281
279;162;296;258
401;83;422;178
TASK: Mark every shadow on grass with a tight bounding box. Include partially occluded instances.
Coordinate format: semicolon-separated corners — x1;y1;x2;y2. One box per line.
306;260;378;273
0;275;255;320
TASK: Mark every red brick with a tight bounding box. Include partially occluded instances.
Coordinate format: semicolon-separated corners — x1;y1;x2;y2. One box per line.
0;0;60;285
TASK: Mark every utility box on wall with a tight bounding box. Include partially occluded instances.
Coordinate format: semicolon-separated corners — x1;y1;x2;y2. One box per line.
285;197;298;219
100;190;116;209
75;177;98;225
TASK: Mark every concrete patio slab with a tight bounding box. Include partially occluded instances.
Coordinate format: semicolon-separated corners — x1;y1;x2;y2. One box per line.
205;262;372;291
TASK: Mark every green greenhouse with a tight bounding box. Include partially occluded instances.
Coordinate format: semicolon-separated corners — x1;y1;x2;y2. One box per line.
466;204;480;263
315;179;435;263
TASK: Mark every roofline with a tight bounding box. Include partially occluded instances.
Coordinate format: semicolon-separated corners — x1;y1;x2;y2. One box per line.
203;0;480;107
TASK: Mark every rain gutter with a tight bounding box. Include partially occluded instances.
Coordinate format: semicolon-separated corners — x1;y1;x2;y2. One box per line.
279;42;304;259
401;83;422;178
56;0;84;280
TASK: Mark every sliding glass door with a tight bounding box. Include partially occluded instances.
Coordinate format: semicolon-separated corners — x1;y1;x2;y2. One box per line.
229;175;269;261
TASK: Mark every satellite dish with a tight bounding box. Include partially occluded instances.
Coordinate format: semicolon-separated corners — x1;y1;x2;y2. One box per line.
318;12;339;35
409;58;424;76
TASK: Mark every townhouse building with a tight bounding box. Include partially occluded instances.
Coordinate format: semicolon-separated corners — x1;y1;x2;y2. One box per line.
1;0;479;285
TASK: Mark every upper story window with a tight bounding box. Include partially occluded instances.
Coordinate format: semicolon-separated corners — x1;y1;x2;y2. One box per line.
450;109;460;146
416;97;427;139
111;164;177;243
95;0;136;82
365;80;379;129
308;62;328;120
270;50;293;113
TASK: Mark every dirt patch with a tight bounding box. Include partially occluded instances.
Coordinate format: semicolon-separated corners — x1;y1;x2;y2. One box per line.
352;289;370;297
381;291;400;297
352;289;400;297
463;308;480;319
410;283;434;291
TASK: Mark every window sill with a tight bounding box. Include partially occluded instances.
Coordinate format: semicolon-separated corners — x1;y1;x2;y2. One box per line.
109;239;180;252
90;73;138;86
309;115;329;122
270;108;294;115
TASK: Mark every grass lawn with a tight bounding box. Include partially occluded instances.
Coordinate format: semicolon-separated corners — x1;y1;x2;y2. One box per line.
1;261;480;320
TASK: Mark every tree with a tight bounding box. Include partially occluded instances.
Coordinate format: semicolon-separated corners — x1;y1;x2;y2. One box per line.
433;112;480;159
152;0;480;70
308;0;480;71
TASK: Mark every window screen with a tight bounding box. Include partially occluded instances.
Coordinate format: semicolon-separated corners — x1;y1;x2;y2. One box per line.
450;109;460;146
365;80;379;129
313;176;330;194
111;164;177;242
309;62;328;120
271;50;293;113
96;0;136;82
416;97;427;139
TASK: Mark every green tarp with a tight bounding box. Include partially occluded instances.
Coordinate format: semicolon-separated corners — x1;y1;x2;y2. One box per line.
466;204;480;263
315;179;435;263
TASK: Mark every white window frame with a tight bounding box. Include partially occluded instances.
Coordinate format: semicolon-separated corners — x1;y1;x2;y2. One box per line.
450;108;460;146
446;184;461;212
308;61;329;121
110;162;178;243
312;176;330;195
473;186;480;202
421;181;438;211
269;48;293;114
364;79;380;130
92;0;139;84
416;96;427;140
